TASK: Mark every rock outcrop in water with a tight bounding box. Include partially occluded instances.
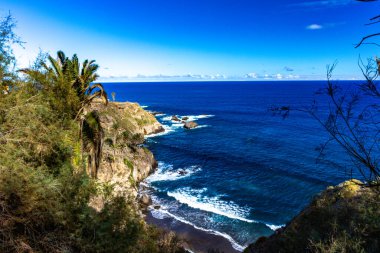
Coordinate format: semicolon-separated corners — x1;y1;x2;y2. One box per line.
184;121;198;129
172;115;181;122
244;179;380;253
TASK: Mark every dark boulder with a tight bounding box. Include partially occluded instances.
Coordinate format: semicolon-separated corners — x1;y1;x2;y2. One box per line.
184;121;198;129
178;169;187;176
171;115;180;122
150;111;164;116
152;126;165;134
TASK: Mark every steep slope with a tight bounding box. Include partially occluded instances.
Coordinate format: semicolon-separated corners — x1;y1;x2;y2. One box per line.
244;180;380;253
89;100;164;207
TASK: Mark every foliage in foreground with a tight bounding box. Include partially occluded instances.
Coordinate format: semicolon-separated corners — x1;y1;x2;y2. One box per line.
0;14;184;253
0;58;183;253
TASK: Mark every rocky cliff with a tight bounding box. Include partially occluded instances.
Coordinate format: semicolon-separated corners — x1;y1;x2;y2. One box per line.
86;101;380;253
88;100;164;209
244;179;380;253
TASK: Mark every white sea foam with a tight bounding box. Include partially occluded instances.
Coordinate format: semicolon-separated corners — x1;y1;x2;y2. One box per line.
195;124;210;129
162;114;215;122
171;123;184;128
182;114;215;121
167;188;255;224
145;124;175;138
166;187;283;231
147;115;212;136
150;207;170;220
145;118;189;139
162;116;174;122
267;224;284;231
141;105;149;108
150;207;245;252
146;162;202;183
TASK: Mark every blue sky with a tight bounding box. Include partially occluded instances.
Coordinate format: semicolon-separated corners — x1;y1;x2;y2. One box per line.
2;0;379;81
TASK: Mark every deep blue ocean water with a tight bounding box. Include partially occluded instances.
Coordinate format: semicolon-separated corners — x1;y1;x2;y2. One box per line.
103;81;360;250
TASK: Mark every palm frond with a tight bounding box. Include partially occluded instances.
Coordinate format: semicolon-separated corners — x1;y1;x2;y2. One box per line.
47;55;63;80
57;51;67;66
84;89;108;106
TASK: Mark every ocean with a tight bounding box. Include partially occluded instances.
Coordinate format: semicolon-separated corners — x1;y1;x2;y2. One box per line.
103;81;359;251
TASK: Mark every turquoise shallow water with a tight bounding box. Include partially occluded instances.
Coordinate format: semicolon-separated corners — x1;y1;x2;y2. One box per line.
103;81;360;250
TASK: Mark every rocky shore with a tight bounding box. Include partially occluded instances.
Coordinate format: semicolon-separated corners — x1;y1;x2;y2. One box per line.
87;100;165;210
86;102;380;253
89;103;243;252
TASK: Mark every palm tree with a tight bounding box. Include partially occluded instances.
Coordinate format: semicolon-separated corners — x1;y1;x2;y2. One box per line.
66;53;108;118
21;51;108;116
21;51;109;178
82;111;104;178
45;50;68;82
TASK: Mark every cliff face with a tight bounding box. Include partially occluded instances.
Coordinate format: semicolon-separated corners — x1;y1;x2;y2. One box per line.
88;101;164;208
244;179;380;253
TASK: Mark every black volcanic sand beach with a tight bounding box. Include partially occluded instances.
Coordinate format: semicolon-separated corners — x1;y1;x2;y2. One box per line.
146;212;240;253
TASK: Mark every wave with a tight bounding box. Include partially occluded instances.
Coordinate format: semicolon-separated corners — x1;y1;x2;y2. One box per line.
146;115;213;138
266;224;284;231
195;124;210;129
145;123;210;139
145;123;182;138
162;114;215;122
182;114;215;121
161;116;173;122
167;188;255;224
166;188;284;231
149;207;245;252
146;162;202;183
141;105;149;108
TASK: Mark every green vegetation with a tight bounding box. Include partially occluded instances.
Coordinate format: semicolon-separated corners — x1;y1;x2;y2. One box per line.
136;117;154;127
124;158;134;170
0;14;22;94
244;180;380;253
0;14;184;252
21;50;108;119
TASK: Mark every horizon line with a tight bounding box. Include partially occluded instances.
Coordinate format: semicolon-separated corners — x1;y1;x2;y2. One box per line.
98;79;365;83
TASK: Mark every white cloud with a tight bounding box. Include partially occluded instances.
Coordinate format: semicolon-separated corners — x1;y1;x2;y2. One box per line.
98;72;318;82
98;73;229;82
306;24;323;30
285;74;300;79
245;73;258;79
243;72;301;80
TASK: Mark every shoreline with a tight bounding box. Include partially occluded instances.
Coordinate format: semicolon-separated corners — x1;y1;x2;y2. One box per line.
140;110;244;253
145;211;241;253
140;109;244;252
